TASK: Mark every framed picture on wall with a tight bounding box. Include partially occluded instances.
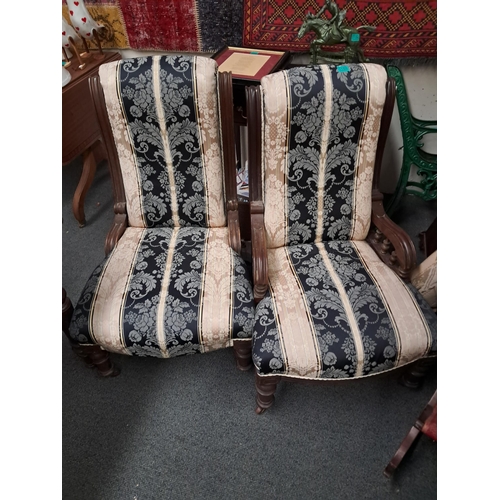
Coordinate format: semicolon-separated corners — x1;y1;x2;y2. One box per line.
212;46;290;86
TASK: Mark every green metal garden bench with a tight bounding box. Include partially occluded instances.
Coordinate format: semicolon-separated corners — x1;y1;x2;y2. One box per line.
384;65;437;217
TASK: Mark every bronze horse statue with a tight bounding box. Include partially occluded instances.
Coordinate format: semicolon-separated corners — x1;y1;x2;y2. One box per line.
298;7;375;64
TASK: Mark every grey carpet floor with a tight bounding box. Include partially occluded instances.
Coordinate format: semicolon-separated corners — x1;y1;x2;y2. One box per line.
63;158;437;500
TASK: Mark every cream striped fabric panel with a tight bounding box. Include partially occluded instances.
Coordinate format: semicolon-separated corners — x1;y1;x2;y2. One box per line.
88;227;237;356
99;56;226;228
260;64;387;248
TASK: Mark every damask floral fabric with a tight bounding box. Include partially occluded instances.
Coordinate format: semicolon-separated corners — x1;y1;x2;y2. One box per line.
260;64;387;248
99;55;226;229
253;63;436;380
411;251;437;311
252;240;437;379
69;227;254;357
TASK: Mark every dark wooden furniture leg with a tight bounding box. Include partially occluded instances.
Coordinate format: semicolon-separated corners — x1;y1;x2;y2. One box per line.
255;375;281;414
72;344;121;377
418;217;437;257
399;357;436;389
384;390;437;477
233;340;252;371
72;143;98;227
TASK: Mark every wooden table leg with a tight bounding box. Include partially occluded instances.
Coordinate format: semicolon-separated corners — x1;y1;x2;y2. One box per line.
72;144;97;227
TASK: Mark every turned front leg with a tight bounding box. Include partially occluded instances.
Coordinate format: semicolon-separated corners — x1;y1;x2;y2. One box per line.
72;345;121;377
399;357;436;389
233;340;253;371
255;374;281;414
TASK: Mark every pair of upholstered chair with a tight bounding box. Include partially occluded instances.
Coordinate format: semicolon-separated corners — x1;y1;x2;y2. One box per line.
62;56;437;414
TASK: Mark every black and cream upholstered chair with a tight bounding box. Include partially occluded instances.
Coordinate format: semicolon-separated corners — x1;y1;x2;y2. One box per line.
63;56;255;375
245;64;437;413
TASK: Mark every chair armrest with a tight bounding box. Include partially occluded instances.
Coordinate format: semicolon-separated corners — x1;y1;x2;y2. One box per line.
250;201;268;303
246;85;269;303
219;71;242;254
105;209;128;256
226;200;242;255
367;192;416;280
89;75;129;256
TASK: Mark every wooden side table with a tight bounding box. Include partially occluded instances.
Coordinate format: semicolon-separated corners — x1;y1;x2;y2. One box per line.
62;51;121;227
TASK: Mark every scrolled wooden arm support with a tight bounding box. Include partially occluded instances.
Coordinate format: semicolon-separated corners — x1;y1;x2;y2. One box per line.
246;85;269;303
366;76;415;280
89;75;129;256
369;192;416;280
227;200;242;255
250;201;268;303
219;71;242;254
105;208;128;256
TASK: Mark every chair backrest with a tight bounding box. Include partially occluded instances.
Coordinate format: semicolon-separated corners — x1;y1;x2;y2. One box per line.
99;55;227;229
259;63;388;248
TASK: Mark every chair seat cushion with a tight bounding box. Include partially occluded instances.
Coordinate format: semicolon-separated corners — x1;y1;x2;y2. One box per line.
69;227;254;357
252;240;437;379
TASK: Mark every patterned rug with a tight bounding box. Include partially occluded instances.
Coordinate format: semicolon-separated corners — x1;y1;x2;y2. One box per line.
62;0;243;52
243;0;437;59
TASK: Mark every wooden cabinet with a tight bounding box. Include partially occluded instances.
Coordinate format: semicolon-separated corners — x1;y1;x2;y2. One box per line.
62;51;121;226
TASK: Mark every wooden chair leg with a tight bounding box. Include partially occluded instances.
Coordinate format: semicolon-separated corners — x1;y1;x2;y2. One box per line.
70;343;97;368
384;390;437;477
384;426;421;477
233;340;253;371
72;344;120;377
63;288;120;377
399;357;436;389
255;374;280;414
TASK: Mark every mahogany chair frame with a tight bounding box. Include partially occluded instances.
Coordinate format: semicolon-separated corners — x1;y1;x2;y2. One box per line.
246;77;434;413
384;390;437;477
62;69;252;375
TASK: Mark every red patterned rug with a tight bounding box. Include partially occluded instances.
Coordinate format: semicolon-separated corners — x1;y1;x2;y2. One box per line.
62;0;243;52
243;0;437;58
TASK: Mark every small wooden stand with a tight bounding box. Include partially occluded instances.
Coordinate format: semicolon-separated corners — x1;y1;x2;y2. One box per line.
62;51;121;227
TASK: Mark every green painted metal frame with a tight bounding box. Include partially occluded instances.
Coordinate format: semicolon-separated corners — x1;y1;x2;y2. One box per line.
384;65;437;217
